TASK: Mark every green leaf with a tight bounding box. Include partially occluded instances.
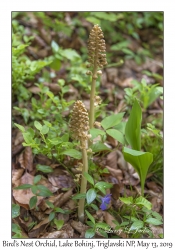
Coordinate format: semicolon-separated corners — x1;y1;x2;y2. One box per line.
145;217;163;226
51;40;59;53
96;222;110;230
36;185;53;197
123;147;153;195
14;184;32;190
86;189;97;204
135;196;152;210
33;175;42;185
61;48;80;61
101;113;125;130
31;185;38;195
85;210;95;225
34;121;42;131
49;212;55;221
95;182;113;195
85;228;95;238
54;219;64;230
91;142;110;152
119;196;133;205
50;58;61;71
83;172;94;186
61;149;82;159
86;17;101;25
54;207;66;213
36;164;53;173
12;204;20;218
45;201;54;209
130;220;144;231
90;128;105;139
90;204;98;211
125;99;142;150
106;129;125;144
40;125;49;134
29;196;37;209
12;223;21;234
72;193;86;200
14;123;25;132
23;133;33;144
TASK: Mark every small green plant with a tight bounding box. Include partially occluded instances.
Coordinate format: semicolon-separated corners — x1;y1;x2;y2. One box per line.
113;196;163;238
124;78;163;109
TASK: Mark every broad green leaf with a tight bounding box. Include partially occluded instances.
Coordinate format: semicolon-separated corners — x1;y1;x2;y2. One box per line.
12;204;20;218
31;185;38;195
54;219;64;230
130;220;144;231
29;196;37;209
101;113;125;130
51;40;59;53
54;207;65;213
114;122;126;134
151;211;162;220
40;125;49;134
45;200;54;209
123;147;153;195
86;189;97;204
36;185;53;197
83;172;94;186
92;12;121;22
106;129;125;144
125;99;141;150
96;222;110;230
85;210;95;224
61;149;82;159
135;196;152;210
145;217;163;225
85;228;95;238
72;193;86;200
23;133;33;144
98;229;108;238
49;212;55;221
61;48;80;61
95;182;113;194
50;58;61;71
119;196;133;205
90;128;105;139
90;204;98;211
12;223;21;233
14;184;32;190
14;123;25;132
36;164;53;173
34;121;42;131
86;17;101;25
91;142;110;152
33;175;42;185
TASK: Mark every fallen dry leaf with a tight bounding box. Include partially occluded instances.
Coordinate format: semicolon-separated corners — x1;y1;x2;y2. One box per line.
146;181;162;193
48;169;74;189
28;217;49;238
12;169;24;187
106;166;123;182
13;172;42;209
18;147;33;172
71;220;88;238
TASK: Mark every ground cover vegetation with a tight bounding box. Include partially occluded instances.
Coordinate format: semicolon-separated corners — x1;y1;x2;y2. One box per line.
12;11;163;239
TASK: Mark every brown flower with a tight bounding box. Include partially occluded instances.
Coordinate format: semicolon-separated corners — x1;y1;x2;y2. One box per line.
87;24;107;68
69;101;89;142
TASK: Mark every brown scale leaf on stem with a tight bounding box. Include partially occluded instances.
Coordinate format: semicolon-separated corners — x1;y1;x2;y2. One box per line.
87;24;107;69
